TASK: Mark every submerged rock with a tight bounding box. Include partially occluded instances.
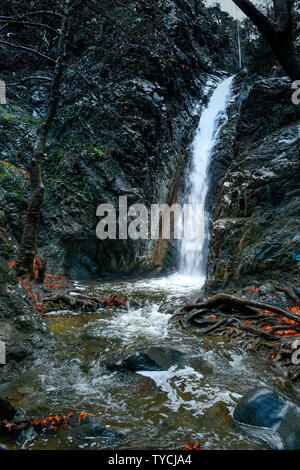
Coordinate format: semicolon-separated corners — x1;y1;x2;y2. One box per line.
16;427;37;449
202;401;232;432
67;414;121;444
105;347;187;373
233;387;300;450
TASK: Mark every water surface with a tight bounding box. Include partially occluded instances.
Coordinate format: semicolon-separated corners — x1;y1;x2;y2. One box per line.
2;274;278;450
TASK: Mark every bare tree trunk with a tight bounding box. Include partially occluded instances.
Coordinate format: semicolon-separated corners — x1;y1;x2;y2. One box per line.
16;1;71;279
232;0;300;81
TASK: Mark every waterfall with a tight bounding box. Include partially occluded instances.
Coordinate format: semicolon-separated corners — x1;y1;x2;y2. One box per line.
235;4;242;70
179;76;234;277
237;18;242;70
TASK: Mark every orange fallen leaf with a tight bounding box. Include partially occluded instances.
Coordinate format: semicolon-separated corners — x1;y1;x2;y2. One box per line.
184;440;202;450
77;412;96;425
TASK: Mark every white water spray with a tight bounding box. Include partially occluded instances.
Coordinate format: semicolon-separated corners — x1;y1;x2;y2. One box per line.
236;5;242;70
179;76;234;277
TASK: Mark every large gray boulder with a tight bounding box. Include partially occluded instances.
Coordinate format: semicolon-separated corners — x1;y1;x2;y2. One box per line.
233;387;300;450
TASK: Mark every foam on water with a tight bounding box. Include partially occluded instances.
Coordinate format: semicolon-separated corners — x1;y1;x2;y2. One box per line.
101;303;172;345
137;365;242;416
106;273;205;298
137;366;204;412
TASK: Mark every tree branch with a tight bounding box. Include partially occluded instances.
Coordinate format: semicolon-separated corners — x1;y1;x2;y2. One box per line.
232;0;276;41
273;0;293;33
7;76;52;86
85;1;111;21
0;40;99;99
0;11;62;21
0;40;55;63
0;19;59;34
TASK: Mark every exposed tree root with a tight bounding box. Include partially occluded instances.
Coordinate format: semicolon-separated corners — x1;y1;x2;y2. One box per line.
40;292;129;313
6;260;129;314
178;293;300;324
171;281;300;383
42;293;102;313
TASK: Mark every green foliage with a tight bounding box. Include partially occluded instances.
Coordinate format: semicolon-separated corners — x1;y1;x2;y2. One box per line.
89;145;109;159
242;36;275;75
0;105;39;127
265;103;299;133
0;160;20;176
0;160;28;208
0;108;18;126
48;146;65;163
23;114;40;126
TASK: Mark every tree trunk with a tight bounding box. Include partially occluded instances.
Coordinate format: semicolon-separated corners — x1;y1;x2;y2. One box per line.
16;1;71;279
232;0;300;81
268;35;300;82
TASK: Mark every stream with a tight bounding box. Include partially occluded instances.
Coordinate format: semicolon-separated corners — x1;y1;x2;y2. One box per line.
2;274;279;450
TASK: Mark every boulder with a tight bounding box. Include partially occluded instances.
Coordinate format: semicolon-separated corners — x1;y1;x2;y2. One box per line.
105;347;187;373
233;387;300;450
67;414;121;443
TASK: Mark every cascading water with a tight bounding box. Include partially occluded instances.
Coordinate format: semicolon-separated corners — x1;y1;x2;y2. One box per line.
179;76;234;277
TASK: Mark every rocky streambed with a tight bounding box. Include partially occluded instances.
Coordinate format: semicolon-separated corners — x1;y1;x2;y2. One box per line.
1;273;300;450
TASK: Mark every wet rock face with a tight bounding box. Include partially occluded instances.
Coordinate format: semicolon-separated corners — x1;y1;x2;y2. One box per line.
233;387;300;450
235;77;299;152
206;76;300;290
0;257;57;385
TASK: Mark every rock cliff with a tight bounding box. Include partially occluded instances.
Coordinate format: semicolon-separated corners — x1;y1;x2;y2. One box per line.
206;75;300;290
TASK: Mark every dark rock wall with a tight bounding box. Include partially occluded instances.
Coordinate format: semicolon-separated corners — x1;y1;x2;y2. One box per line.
206;75;300;290
0;257;57;385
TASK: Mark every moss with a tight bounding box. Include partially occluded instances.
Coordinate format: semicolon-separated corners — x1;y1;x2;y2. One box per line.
0;108;18;125
23;115;40;126
265;103;299;134
48;146;65;163
0;161;28;200
0;103;40;128
85;143;110;159
0;160;18;174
